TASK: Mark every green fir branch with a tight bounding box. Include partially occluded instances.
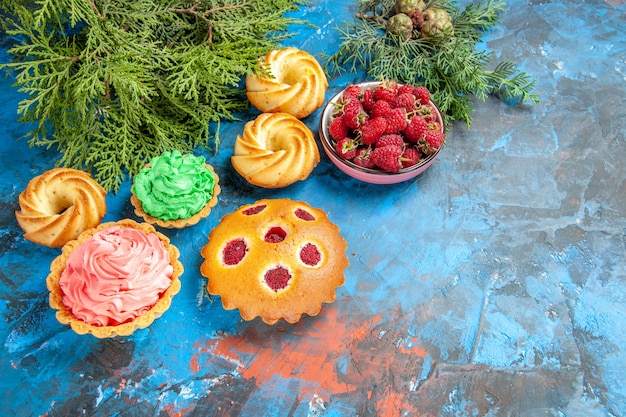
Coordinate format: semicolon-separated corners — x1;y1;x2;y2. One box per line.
323;0;539;128
1;0;308;193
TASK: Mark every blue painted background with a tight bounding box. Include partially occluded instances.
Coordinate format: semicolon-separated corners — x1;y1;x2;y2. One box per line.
1;0;625;415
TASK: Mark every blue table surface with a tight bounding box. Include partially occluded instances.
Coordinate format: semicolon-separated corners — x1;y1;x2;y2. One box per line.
1;0;625;416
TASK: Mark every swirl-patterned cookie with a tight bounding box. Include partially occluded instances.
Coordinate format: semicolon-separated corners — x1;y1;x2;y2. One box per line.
231;112;320;188
246;47;328;119
15;168;106;248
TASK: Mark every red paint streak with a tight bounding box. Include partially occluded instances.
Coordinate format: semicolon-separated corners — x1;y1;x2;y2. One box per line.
161;402;196;417
211;307;356;396
605;0;625;5
187;303;436;413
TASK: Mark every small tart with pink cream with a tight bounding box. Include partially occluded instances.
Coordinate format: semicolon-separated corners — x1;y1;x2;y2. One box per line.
46;219;183;338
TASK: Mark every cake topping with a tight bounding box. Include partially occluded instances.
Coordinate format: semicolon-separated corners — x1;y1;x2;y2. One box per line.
222;238;248;266
264;226;287;243
263;265;293;292
132;150;216;221
243;204;267;215
59;226;173;327
294;208;315;221
299;243;322;266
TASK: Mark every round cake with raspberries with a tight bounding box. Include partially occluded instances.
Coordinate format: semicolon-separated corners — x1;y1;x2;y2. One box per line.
327;80;446;172
200;198;349;325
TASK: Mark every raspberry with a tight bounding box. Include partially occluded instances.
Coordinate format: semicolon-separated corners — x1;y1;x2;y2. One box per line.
353;147;376;169
370;99;393;118
375;134;404;148
299;243;321;266
413;85;431;105
264;265;292;292
403;115;428;143
242;204;266;215
294;208;315;221
424;130;446;148
223;238;248;265
400;147;421;168
373;81;398;102
420;130;446;154
384;107;408;134
391;93;417;111
342;99;367;129
359;116;387;145
335;138;358;160
342;84;363;100
428;121;442;132
361;89;375;111
264;226;286;243
328;116;349;141
371;145;403;172
397;84;416;96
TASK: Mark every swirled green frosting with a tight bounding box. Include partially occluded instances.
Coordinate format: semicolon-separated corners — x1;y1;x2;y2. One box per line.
133;151;215;220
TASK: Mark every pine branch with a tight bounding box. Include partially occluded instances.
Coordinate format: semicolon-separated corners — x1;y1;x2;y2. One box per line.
323;0;539;129
0;0;308;193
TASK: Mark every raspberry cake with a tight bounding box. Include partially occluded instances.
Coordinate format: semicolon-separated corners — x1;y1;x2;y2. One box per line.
200;198;349;325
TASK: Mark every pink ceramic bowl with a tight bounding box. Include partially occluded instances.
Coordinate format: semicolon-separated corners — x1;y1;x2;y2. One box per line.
319;81;445;185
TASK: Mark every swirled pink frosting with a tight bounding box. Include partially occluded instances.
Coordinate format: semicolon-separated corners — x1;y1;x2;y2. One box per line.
59;226;173;326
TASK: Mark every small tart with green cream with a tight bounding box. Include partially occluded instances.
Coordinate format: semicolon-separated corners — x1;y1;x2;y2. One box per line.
131;150;221;228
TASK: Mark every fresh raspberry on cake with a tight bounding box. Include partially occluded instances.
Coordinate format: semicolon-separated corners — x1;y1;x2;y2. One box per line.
265;226;287;243
242;204;267;215
223;238;248;265
264;265;293;292
299;242;322;266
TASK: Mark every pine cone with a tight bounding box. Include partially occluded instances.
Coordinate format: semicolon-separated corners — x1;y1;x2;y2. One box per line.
420;8;454;38
386;13;414;40
395;0;425;15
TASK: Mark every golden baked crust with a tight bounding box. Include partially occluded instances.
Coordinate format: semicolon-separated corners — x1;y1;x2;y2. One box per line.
130;164;221;229
200;198;349;325
46;219;183;338
15;168;106;248
231;112;320;188
246;48;328;119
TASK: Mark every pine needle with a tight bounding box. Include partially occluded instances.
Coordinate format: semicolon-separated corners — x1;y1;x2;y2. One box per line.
323;0;539;128
0;0;308;192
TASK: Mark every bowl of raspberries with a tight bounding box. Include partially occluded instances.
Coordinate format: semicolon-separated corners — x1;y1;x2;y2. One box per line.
319;80;446;184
